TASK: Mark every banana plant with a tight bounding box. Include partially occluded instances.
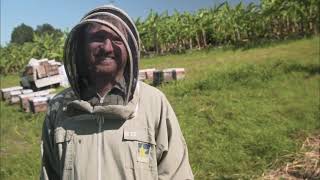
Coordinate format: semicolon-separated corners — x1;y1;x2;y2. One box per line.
2;0;319;74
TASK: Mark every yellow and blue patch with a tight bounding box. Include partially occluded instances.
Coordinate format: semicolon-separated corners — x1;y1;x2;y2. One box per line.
137;142;151;163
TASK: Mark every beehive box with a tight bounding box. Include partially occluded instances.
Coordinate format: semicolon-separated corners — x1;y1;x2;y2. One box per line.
0;86;23;101
172;68;185;80
19;89;54;112
139;68;156;81
153;70;164;86
36;64;47;79
22;58;64;90
163;69;175;82
41;61;51;76
29;96;49;113
8;89;33;104
21;89;33;94
145;69;156;80
9;90;22;104
153;68;185;85
47;61;60;76
139;71;147;80
20;93;37;112
163;68;186;80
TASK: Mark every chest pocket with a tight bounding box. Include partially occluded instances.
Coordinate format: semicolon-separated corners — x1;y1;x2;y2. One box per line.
54;127;74;172
123;127;157;172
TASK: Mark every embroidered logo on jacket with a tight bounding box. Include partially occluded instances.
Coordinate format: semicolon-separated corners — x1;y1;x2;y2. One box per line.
137;142;151;163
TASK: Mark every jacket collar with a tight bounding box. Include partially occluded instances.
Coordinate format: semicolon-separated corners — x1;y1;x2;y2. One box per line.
66;82;140;120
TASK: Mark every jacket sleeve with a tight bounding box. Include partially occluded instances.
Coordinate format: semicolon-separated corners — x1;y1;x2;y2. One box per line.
156;95;194;180
40;110;60;180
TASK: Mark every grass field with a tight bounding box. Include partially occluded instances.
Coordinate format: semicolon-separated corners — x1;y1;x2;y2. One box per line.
1;37;319;179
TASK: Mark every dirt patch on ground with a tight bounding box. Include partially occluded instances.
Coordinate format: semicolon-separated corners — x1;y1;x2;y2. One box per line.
262;135;319;179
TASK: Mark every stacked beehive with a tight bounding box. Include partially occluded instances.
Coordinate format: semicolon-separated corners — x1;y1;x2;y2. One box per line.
1;58;69;114
9;89;34;104
29;95;56;113
19;89;55;113
153;68;185;86
139;68;185;85
0;86;56;113
0;86;23;101
21;58;65;90
23;59;60;80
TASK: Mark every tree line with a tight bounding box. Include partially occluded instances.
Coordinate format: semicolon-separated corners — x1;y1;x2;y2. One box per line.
1;24;66;74
1;0;319;75
10;23;64;45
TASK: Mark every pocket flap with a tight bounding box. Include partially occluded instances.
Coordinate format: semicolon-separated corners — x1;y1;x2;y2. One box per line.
123;127;156;145
54;127;73;143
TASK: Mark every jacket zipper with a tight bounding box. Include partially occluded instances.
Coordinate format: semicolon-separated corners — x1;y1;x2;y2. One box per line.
97;96;105;180
97;115;104;180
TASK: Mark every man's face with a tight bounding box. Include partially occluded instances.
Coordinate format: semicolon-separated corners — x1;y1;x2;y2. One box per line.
84;24;128;77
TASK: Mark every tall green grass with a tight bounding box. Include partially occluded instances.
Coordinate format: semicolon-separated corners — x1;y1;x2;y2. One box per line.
0;37;319;179
0;102;44;179
161;60;319;178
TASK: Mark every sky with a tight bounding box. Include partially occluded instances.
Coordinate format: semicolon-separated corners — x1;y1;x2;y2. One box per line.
1;0;259;46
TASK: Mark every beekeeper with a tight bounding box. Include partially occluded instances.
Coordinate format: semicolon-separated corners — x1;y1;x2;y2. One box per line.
40;5;193;180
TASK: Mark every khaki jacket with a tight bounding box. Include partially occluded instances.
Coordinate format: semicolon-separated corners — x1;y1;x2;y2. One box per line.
40;81;194;180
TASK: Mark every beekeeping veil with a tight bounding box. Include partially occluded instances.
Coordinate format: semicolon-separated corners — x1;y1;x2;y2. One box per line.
64;5;140;105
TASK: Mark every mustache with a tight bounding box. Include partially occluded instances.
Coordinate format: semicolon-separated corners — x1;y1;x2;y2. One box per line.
95;49;115;58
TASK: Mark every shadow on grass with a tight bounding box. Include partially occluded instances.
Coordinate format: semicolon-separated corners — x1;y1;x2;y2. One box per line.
283;63;320;77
